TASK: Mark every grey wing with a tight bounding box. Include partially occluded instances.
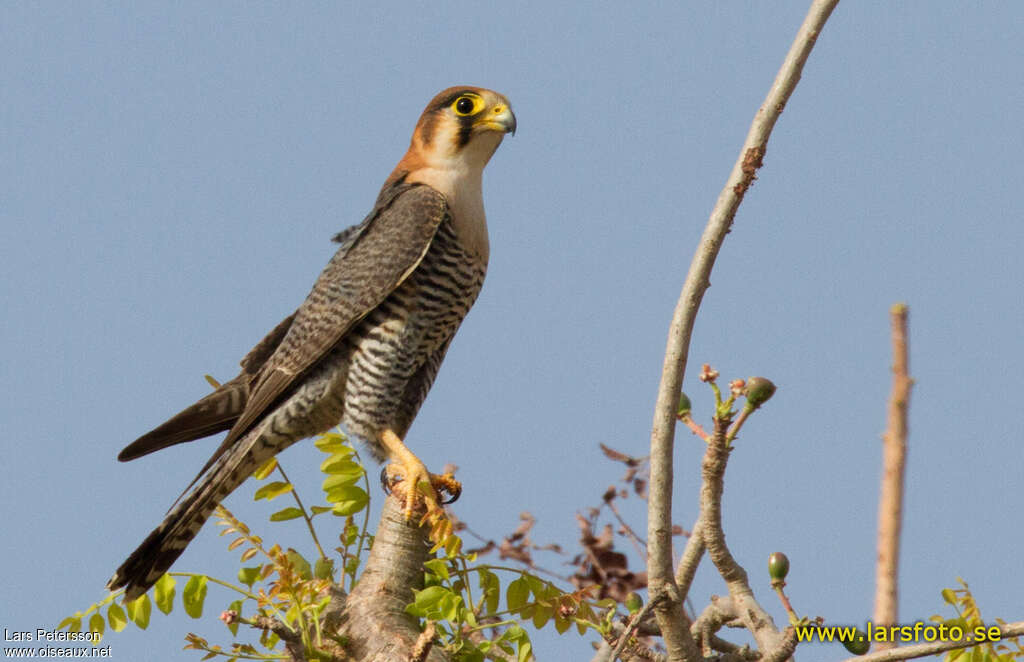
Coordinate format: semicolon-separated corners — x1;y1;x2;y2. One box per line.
117;312;297;462
216;183;449;451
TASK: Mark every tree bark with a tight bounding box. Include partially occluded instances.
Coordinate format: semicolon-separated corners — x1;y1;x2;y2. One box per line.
334;493;448;662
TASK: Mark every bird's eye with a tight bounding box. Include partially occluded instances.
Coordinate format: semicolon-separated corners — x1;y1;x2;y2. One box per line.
453;95;481;116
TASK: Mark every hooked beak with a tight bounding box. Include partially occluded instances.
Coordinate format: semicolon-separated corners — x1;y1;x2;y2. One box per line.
475;104;516;136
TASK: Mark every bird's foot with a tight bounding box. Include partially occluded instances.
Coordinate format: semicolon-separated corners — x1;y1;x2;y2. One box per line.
380;463;461;519
377;428;461;538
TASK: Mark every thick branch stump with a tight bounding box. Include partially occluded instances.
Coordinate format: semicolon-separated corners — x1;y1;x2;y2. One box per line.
334;493;447;662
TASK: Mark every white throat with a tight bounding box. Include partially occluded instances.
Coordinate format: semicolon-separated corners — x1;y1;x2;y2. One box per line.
407;132;503;262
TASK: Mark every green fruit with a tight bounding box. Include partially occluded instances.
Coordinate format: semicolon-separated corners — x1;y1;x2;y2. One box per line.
677;392;692;417
745;377;776;407
768;552;789;581
841;629;870;655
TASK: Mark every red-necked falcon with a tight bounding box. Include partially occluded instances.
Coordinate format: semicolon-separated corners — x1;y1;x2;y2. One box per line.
108;86;516;601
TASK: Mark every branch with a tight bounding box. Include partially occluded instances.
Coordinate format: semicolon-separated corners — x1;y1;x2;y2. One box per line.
839;621;1024;662
610;593;661;660
873;305;912;648
673;517;704;601
333;492;447;662
646;0;840;658
700;419;787;655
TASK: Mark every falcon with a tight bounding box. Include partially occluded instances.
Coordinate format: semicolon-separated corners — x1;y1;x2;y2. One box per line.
108;86;515;601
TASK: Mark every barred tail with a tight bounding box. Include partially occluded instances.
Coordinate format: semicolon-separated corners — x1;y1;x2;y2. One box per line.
107;431;273;601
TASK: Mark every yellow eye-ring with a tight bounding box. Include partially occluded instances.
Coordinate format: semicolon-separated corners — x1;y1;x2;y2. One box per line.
452;95;484;116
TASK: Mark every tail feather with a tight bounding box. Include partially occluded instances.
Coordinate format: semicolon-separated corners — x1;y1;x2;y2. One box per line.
117;377;250;462
107;429;269;601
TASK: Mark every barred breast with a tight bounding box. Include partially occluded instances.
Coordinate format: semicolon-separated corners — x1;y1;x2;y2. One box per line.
338;215;487;456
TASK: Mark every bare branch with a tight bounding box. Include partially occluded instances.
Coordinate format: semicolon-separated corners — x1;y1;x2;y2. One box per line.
673;517;704;601
839;621;1024;662
701;419;786;654
873;304;913;648
646;1;840;658
610;595;661;660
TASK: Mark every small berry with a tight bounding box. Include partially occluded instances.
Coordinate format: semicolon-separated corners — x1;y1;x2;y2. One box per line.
768;552;790;582
677;392;692;417
842;629;870;655
745;377;777;407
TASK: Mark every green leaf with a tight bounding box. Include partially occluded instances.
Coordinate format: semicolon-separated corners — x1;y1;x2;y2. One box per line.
286;550;313;580
183;575;208;619
154;574;176;615
440;592;463;622
314;433;350;454
226;599;242;637
413;585;449;611
526;575;547;601
424;558;450;581
503;625;533;662
125;594;151;629
532;601;553;629
344;522;359;545
518;639;533;662
107;604;127;632
237;566;261;587
87;612;104;641
251;457;278;480
506;577;529;613
269;507;304;522
56;616;79;632
479;569;500;615
65;614;82;633
320;455;363;477
314;557;335;580
554;610;571;634
253;481;293;501
328;485;369;515
444;534;462;558
576;600;596;635
310;505;333;516
942;588;957;604
322;472;362;493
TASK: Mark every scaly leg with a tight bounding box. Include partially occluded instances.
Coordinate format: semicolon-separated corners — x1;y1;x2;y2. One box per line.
378;428;461;521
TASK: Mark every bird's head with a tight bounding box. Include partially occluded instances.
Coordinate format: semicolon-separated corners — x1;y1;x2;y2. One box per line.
396;86;516;182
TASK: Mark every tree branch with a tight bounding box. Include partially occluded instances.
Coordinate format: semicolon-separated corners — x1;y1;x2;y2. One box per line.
840;621;1024;662
333;493;447;662
700;419;787;655
873;304;912;649
646;0;840;658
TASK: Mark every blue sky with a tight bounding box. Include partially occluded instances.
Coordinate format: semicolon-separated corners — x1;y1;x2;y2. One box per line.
3;2;1023;659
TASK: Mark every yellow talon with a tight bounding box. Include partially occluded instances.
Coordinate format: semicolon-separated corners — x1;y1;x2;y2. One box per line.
378;429;461;523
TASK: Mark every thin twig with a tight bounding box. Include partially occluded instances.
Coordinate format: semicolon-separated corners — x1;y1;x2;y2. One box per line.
610;596;660;660
646;1;840;659
873;304;912;649
673;517;703;601
606;498;648;557
275;463;328;561
409;621;436;662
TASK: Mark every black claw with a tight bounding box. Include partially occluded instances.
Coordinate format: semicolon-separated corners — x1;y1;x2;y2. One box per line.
380;466;397;494
440;483;461;505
